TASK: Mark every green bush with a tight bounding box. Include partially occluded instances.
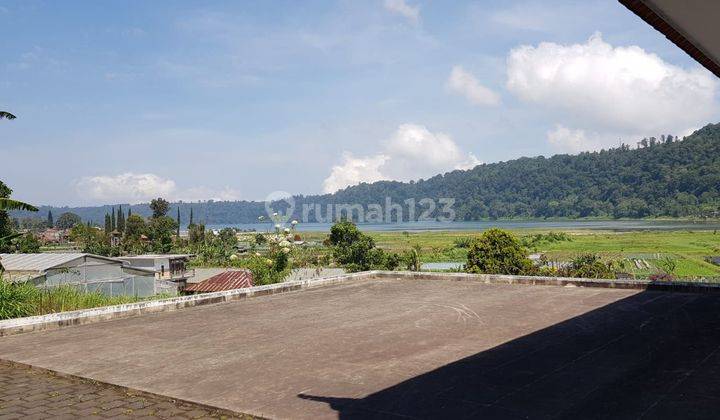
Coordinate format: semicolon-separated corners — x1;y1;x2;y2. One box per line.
236;254;289;285
466;229;532;275
403;247;421;271
329;221;389;272
384;252;402;271
559;254;616;279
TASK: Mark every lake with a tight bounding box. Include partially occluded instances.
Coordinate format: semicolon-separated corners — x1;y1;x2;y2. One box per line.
206;219;720;233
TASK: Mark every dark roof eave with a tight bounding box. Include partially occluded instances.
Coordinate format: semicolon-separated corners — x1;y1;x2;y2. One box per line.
619;0;720;79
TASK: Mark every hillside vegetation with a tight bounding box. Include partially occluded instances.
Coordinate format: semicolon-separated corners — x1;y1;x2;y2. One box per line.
13;123;720;223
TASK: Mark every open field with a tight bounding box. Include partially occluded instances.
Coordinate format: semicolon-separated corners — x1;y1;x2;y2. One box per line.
301;229;720;279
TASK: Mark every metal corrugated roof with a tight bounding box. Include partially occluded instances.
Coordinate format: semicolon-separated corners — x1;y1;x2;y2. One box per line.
185;270;254;293
0;253;122;272
0;253;88;272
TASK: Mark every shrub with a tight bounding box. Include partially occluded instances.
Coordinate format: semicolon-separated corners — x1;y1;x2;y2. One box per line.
466;229;532;275
254;233;267;245
236;254;289;285
403;247;421;271
453;237;473;249
384;253;402;271
328;221;393;272
559;254;616;279
656;256;677;275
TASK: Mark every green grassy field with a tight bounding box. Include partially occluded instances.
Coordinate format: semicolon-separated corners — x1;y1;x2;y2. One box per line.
301;229;720;279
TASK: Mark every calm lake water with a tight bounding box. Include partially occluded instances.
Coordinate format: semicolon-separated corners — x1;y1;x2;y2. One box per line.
207;220;720;233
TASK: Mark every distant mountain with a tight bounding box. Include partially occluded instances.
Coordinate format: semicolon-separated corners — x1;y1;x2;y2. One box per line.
11;123;720;225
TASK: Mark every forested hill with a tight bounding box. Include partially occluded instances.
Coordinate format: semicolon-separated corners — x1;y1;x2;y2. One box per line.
324;124;720;220
326;123;720;220
12;123;720;224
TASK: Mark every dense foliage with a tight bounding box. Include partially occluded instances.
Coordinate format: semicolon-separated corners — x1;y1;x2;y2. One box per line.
14;124;720;223
55;212;81;229
465;229;532;275
557;254;617;279
328;221;402;271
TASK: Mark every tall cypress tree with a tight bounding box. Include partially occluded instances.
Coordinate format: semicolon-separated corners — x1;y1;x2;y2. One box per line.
189;208;194;226
117;205;125;232
127;207;132;218
47;210;53;228
176;207;181;237
104;213;111;233
111;207;116;231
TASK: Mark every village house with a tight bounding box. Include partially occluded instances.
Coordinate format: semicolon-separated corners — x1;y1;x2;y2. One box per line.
117;254;195;290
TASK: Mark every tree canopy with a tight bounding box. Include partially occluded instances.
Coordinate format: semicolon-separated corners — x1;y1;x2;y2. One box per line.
149;198;170;218
55;212;82;229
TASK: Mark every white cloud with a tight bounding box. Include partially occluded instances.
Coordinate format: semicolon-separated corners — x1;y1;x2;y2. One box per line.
322;153;389;194
546;125;595;153
383;0;420;25
322;124;480;193
507;33;720;151
446;65;500;106
75;173;240;204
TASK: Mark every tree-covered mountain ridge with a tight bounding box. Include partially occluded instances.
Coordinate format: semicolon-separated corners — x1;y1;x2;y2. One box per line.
324;123;720;220
14;122;720;224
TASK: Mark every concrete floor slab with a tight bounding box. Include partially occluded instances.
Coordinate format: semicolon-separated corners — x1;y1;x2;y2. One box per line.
2;278;720;419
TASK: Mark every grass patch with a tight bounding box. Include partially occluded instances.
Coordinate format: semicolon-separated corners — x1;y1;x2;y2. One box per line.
0;281;148;320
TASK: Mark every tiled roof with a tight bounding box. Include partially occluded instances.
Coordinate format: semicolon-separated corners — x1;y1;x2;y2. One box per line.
184;270;254;293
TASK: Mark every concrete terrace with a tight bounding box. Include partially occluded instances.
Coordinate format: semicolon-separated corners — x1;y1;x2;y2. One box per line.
2;276;720;419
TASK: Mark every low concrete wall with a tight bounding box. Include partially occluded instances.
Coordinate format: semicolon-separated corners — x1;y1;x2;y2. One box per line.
0;271;373;337
372;271;720;293
2;270;719;337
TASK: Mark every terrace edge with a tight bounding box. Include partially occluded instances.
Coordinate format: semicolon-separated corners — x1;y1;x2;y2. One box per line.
2;271;719;337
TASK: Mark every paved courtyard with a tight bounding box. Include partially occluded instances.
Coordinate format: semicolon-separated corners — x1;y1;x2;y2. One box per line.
2;277;720;419
0;362;249;419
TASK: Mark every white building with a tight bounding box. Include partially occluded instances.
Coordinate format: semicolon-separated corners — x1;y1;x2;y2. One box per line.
116;254;195;290
0;253;170;297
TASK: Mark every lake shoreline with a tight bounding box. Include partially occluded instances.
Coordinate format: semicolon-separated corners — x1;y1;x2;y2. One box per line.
210;219;720;233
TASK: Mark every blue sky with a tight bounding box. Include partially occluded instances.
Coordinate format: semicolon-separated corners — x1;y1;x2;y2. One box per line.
1;0;718;206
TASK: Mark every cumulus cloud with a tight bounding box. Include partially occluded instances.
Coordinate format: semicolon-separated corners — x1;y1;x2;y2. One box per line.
383;0;420;25
322;153;389;195
507;33;719;149
322;124;480;193
75;173;240;204
546;125;595;153
446;65;500;106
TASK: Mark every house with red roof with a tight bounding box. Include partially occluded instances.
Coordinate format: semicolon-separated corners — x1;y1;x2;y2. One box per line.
184;269;254;294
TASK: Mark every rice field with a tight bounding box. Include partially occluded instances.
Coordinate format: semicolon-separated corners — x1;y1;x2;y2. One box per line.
301;229;720;279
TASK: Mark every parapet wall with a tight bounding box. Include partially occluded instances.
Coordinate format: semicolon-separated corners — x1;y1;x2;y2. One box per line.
1;270;718;337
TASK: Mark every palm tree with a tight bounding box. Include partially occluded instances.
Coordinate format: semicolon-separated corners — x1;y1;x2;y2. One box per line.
0;111;16;120
0;198;38;212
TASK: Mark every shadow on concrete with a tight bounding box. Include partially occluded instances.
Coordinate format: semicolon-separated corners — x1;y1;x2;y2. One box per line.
299;291;720;419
